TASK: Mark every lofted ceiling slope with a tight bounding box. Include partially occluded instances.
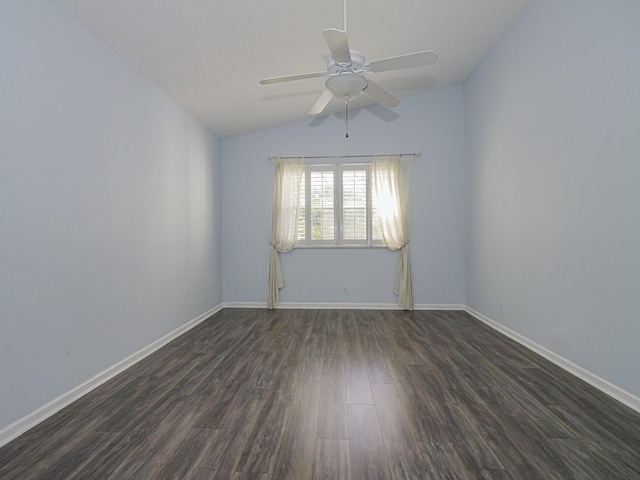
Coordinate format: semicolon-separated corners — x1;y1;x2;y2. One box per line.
55;0;530;138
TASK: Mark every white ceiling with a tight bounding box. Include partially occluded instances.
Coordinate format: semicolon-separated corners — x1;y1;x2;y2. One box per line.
55;0;530;138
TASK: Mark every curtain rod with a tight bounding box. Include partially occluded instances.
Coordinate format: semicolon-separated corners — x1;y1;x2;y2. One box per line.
267;152;421;161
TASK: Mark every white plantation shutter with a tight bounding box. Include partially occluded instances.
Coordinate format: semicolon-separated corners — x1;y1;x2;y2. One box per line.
342;169;368;242
297;174;306;241
295;163;383;247
310;169;335;241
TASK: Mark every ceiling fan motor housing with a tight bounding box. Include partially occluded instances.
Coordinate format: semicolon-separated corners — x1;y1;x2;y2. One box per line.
327;50;367;74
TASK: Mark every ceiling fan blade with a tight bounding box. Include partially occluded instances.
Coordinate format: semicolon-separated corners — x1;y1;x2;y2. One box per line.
322;28;352;64
363;80;399;109
308;89;335;115
259;71;326;85
368;50;438;73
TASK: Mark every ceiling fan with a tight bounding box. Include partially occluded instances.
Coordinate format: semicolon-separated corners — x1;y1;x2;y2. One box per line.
259;0;438;116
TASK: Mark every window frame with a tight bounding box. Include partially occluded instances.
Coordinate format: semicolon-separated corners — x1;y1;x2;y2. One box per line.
296;163;384;248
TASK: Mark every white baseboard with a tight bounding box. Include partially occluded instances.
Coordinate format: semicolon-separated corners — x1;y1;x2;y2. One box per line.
414;304;465;311
223;301;465;310
223;301;268;309
277;302;402;310
465;306;640;414
0;303;223;448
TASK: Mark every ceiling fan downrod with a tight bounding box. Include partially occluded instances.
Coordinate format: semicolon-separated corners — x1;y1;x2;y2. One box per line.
343;0;348;33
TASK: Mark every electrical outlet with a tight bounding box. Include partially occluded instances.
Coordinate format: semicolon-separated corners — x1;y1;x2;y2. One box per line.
343;287;348;295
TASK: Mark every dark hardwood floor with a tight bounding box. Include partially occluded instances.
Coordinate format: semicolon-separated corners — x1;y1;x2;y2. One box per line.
1;309;639;479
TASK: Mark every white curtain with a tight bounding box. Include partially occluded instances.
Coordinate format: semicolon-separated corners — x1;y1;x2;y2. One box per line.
267;158;304;309
372;155;413;310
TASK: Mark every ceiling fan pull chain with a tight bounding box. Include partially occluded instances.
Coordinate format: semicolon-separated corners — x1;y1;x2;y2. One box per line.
345;98;349;138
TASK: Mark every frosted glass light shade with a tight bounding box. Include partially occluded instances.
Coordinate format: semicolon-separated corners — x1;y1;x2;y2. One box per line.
326;74;368;100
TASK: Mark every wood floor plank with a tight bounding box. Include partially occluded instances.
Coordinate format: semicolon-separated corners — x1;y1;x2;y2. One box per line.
348;404;392;480
385;355;452;443
272;381;321;479
195;387;268;480
312;438;351;480
547;437;634;480
371;383;429;479
30;430;117;480
59;426;160;479
547;404;640;479
532;365;640;445
342;310;359;345
354;310;384;355
316;354;349;439
104;394;207;479
192;380;248;429
365;352;395;384
248;311;287;354
0;410;78;473
324;310;345;356
0;411;106;480
445;402;504;471
213;347;266;385
248;344;289;390
464;401;570;480
139;427;218;480
276;310;314;376
92;386;172;434
235;384;292;474
368;310;400;356
419;441;472;480
354;311;394;384
299;330;326;383
172;354;226;395
379;311;426;366
485;374;577;440
421;343;486;406
344;344;374;405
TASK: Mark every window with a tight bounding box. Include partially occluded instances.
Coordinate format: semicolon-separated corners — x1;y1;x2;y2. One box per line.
297;164;382;247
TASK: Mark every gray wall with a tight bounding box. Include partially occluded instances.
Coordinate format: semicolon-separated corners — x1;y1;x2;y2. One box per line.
0;1;223;430
464;0;640;396
222;87;466;307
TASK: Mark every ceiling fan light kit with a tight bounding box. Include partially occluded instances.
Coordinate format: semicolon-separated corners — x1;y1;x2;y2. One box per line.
325;73;368;100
